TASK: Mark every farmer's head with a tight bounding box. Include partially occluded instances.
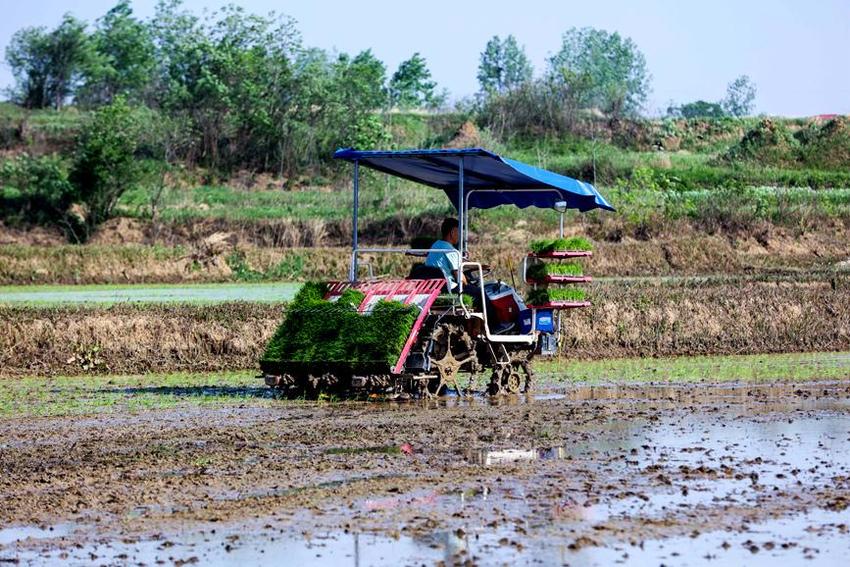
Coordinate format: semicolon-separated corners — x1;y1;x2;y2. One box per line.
441;217;459;246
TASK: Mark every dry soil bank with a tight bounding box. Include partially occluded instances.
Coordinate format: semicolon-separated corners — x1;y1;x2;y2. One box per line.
2;278;848;376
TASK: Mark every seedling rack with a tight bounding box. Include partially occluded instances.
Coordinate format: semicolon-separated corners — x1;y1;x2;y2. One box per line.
523;247;593;310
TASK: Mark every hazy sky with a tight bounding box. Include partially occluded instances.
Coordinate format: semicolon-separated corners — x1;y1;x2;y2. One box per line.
1;0;848;116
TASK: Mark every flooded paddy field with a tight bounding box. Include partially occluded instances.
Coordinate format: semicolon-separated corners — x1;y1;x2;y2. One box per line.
1;355;849;565
0;282;300;305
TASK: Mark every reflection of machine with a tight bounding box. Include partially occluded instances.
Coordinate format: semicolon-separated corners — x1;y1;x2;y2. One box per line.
262;148;613;397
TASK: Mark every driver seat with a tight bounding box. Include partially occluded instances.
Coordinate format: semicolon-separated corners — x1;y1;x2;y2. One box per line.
407;263;450;292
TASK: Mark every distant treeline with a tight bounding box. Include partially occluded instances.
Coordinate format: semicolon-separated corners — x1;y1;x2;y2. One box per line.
3;1;761;175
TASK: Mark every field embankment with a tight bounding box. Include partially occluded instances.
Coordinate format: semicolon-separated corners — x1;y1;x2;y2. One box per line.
2;226;848;286
2;277;847;377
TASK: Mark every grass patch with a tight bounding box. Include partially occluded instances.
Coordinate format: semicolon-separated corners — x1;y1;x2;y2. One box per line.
536;351;850;384
0;370;263;418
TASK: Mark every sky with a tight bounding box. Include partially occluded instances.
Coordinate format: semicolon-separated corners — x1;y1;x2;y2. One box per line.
1;0;848;117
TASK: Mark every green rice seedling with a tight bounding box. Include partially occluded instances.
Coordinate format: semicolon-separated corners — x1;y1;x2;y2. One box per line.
527;262;584;281
527;288;587;305
432;294;474;308
261;282;419;367
547;262;584;276
529;236;593;254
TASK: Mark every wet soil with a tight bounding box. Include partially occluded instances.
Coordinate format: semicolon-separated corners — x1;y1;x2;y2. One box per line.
1;381;850;565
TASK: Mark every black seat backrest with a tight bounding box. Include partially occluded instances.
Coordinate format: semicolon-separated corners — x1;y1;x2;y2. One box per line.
407;263;446;281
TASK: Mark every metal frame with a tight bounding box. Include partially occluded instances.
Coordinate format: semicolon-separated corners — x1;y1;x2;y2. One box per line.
345;158;544;346
461;188;566;253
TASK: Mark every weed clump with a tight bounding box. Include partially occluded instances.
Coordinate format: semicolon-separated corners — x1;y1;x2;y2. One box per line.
529;236;593;254
725;119;800;167
802;117;850;170
527;288;587;305
261;282;420;368
527;262;583;281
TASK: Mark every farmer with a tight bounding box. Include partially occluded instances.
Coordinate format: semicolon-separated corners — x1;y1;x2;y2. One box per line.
425;217;517;333
425;217;465;291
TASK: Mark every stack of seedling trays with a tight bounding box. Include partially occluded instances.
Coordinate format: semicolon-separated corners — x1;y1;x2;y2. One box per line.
525;237;593;310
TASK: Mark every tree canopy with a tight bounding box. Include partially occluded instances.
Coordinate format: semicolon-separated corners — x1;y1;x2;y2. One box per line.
389;53;443;109
723;75;757;117
5;15;95;109
477;35;533;95
547;27;650;116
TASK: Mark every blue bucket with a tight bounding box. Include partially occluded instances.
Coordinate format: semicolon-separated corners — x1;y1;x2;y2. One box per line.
519;309;554;333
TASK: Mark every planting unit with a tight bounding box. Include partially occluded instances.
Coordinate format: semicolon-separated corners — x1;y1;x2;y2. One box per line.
260;148;613;398
521;240;593;357
524;240;593;310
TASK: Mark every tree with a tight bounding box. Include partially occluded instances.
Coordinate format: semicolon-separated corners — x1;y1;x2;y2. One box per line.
69;96;145;238
477;35;533;95
668;100;727;119
5;15;94;109
388;53;442;109
4;28;51;108
723;75;757;117
79;1;155;105
333;50;388;111
547;27;650;116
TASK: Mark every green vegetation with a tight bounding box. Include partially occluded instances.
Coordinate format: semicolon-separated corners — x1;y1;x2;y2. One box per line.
725;119;800;167
432;293;474;308
537;351;850;385
2;352;846;418
530;236;593;254
547;27;650;115
527;288;587;305
802;117;850;170
0;370;262;418
526;262;584;281
261;282;419;367
477;35;533;95
1;2;848;247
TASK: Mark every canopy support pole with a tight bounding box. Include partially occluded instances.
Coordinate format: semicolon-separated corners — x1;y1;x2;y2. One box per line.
457;158;464;293
349;160;360;282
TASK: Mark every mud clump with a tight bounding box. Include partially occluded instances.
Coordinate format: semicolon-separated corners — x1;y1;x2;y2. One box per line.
444;120;481;148
88;217;147;245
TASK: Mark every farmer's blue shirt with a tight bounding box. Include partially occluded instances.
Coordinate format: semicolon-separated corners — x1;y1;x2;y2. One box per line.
425;240;460;289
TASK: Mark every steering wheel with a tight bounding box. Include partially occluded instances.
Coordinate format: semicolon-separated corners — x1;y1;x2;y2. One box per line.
464;264;492;284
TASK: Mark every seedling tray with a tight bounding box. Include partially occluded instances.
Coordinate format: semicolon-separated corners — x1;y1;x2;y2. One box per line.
529;250;593;259
526;275;593;285
527;301;591;310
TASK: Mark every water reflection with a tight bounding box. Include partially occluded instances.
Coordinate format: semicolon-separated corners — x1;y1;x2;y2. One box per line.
466;447;567;466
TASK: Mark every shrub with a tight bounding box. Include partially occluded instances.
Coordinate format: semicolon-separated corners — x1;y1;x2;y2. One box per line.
0;153;77;230
724;119;801;167
801;117;850;170
69;96;146;239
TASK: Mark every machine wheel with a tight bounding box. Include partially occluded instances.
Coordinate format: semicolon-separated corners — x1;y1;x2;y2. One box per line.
488;358;533;396
426;323;476;398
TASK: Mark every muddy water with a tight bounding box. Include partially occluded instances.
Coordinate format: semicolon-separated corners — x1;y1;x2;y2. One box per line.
1;381;850;566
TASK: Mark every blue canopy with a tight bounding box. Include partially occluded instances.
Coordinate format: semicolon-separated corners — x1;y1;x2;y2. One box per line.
333;147;614;212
